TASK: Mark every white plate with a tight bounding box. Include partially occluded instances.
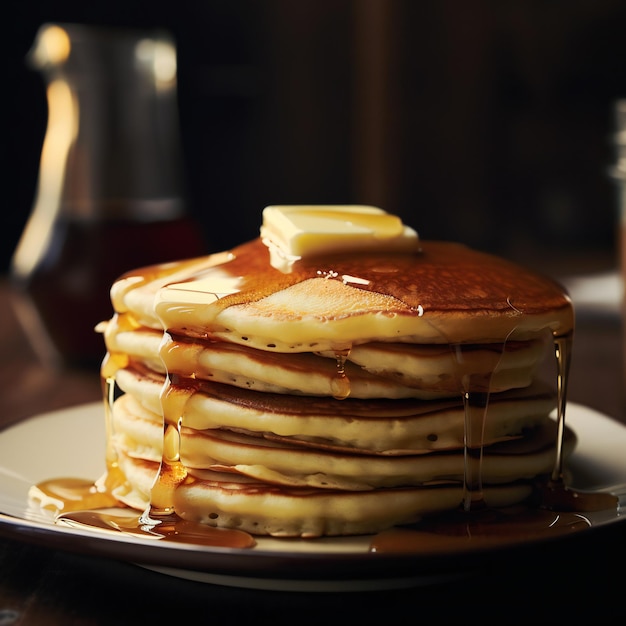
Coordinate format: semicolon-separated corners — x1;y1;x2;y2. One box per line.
0;402;624;591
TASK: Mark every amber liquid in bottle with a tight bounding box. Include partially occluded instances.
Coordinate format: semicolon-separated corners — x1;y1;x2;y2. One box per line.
11;24;207;369
16;214;205;369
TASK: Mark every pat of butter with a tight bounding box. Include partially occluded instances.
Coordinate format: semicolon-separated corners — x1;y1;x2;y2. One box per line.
261;205;420;272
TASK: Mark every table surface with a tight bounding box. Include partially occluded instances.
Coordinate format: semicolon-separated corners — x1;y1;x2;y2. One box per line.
0;275;625;625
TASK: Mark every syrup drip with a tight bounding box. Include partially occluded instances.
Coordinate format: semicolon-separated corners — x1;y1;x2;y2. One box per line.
461;390;489;511
539;331;618;512
103;375;118;468
147;386;187;518
451;338;508;513
331;348;351;400
550;333;572;483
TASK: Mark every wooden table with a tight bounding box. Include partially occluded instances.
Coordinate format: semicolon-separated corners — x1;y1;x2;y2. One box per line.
0;276;625;625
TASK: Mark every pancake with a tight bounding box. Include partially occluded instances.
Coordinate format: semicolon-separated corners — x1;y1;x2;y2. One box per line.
109;238;573;352
96;205;575;537
111;450;535;538
111;391;574;491
103;320;547;398
112;365;558;454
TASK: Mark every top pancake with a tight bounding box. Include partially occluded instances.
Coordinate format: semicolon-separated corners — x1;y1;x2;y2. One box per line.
110;238;574;352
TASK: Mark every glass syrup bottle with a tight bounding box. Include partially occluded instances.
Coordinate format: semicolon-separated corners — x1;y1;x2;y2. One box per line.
10;23;206;369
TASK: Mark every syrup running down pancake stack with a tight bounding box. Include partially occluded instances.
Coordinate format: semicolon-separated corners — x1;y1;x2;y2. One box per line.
97;206;575;537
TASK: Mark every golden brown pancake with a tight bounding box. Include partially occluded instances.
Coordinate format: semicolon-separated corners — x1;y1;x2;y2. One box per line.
113;365;557;454
96;207;575;537
111;390;573;491
103;320;547;399
109;239;573;352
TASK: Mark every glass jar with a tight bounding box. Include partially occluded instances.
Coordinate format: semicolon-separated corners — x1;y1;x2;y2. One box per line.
10;23;206;369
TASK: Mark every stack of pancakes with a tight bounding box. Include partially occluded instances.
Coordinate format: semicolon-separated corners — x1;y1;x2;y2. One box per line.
98;206;575;537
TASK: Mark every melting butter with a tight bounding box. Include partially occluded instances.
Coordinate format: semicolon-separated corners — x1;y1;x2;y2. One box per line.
261;205;420;272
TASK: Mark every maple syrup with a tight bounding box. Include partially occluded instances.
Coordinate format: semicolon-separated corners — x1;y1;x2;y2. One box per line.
57;510;255;548
13;216;205;368
369;507;591;555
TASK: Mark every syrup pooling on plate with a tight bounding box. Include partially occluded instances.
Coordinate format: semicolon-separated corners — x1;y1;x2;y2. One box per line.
369;507;592;555
30;477;119;513
57;510;255;548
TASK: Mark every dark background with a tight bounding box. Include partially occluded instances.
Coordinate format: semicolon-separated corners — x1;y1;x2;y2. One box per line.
5;0;626;276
